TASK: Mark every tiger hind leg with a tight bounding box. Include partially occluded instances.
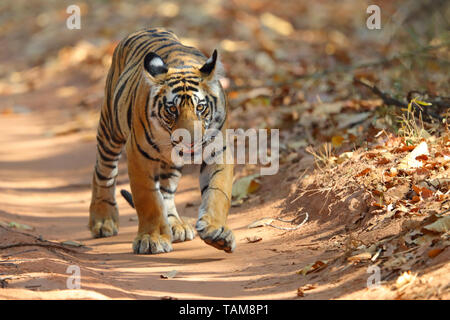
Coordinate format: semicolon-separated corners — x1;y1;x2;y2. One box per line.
88;108;124;238
159;163;195;243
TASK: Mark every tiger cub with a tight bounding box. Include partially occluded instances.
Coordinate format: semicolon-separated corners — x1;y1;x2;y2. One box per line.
88;27;235;254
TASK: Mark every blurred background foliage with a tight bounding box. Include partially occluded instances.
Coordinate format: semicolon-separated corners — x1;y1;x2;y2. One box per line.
0;0;448;143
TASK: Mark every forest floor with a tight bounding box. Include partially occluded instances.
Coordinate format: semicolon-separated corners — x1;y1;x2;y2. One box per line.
0;0;449;299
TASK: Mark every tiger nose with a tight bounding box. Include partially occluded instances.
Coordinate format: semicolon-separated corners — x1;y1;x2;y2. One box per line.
171;136;195;147
171;136;185;144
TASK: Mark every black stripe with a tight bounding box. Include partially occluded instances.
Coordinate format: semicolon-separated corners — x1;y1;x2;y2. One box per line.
133;37;171;58
200;162;207;173
101;199;117;206
186;80;199;86
133;132;160;162
97;136;121;158
171;86;198;93
122;32;147;51
167;79;183;87
99;117;112;144
97;147;116;163
139;117;160;152
154;42;178;52
201;169;223;195
135;141;160;161
127;101;133;129
209;168;224;180
160;186;176;194
149;33;172;39
95;166;117;181
160;172;179;180
201;184;209;195
113;79;128;140
144;93;153;137
161;47;205;59
201;146;227;167
167;78;200;87
103;163;116;169
170;166;183;173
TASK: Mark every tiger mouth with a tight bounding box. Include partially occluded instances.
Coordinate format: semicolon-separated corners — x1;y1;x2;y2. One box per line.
178;141;204;155
174;136;217;159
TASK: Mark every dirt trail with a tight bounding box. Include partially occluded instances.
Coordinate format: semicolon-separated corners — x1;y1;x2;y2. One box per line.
1;92;449;300
0;0;449;301
0;106;311;299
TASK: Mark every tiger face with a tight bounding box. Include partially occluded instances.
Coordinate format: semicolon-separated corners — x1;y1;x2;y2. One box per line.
143;50;226;159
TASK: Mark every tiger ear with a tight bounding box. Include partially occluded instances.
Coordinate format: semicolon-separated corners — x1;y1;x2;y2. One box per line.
143;52;168;83
199;49;223;81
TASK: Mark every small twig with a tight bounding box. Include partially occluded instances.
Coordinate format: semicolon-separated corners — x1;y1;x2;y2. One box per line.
354;78;406;107
2;248;38;258
0;243;78;253
266;212;309;231
354;79;448;121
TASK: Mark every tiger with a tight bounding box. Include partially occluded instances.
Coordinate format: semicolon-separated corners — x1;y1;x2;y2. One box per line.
88;27;235;254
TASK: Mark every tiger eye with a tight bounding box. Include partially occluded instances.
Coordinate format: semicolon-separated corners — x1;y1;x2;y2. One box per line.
169;106;177;113
197;105;205;112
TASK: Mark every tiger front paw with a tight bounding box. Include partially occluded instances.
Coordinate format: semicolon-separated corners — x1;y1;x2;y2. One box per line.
195;217;235;253
132;232;173;254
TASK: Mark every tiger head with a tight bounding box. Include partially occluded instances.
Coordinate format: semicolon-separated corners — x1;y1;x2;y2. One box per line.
143;50;226;159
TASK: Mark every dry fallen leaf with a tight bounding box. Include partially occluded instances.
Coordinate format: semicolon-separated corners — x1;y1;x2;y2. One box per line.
331;135;344;148
231;174;261;205
301;283;317;291
248;218;274;228
5;221;34;231
61;240;84;247
347;251;372;262
337;151;353;164
395;271;417;290
297;284;317;297
260;12;294;36
398;142;429;170
160;270;178;279
427;248;444;258
423;216;450;233
245;236;262;243
356;168;371;177
413;234;439;246
297;260;328;275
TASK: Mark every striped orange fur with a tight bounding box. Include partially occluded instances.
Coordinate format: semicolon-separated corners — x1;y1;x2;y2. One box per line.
88;27;235;254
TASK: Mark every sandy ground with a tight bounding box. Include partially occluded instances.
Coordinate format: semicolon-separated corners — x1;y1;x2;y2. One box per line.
0;101;448;300
0;106;354;299
0;107;307;299
0;0;448;301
